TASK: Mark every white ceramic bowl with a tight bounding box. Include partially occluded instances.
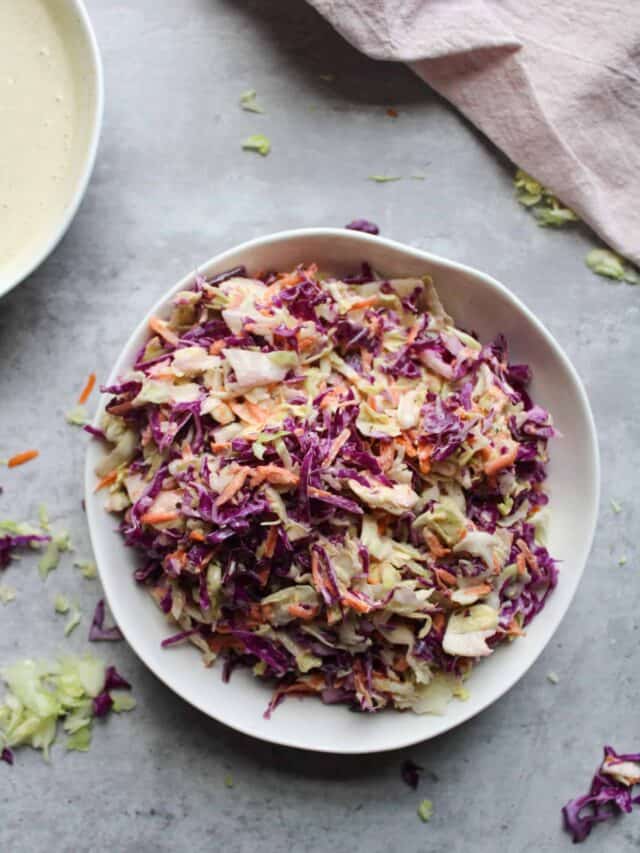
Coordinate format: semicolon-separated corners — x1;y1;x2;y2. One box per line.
85;228;599;753
0;0;103;299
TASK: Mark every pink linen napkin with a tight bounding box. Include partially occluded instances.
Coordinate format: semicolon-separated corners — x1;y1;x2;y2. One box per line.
309;0;640;265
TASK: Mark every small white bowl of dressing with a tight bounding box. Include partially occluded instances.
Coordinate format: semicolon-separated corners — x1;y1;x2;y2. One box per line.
0;0;103;298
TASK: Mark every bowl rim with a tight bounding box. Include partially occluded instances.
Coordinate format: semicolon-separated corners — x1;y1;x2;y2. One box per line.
0;0;104;300
85;227;600;753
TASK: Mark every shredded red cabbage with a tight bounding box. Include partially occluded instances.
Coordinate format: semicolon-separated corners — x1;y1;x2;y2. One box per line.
89;599;124;642
401;758;423;789
345;219;380;235
563;746;640;843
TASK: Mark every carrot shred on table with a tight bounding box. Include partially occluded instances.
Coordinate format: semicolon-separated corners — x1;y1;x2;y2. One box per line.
7;449;39;468
78;372;96;404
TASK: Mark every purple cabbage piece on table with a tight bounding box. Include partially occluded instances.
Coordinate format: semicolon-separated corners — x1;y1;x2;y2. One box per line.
89;599;124;642
562;746;640;843
345;219;379;235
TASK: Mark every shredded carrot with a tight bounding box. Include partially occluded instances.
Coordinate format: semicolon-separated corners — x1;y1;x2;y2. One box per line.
506;618;526;637
229;401;268;426
149;316;179;347
417;442;432;475
462;583;493;598
263;526;278;559
405;322;421;346
215;468;250;507
341;590;374;614
189;530;206;542
106;400;134;417
322;428;351;468
434;568;457;587
141;510;180;525
256;567;270;587
209;441;231;453
484;443;519;477
516;552;527;576
77;372;96;405
307;486;338;502
377;442;395;471
209;339;226;355
386;385;400;406
209;635;244;654
7;449;39;468
94;469;118;492
393;656;409;672
276;270;302;289
348;296;379;311
311;550;325;597
396;434;417;458
424;530;450;559
271;674;324;699
251;465;299;487
367;562;382;584
288;602;319;621
297;331;317;352
516;538;539;572
246;400;269;421
165;549;187;568
432;613;446;634
319;384;348;410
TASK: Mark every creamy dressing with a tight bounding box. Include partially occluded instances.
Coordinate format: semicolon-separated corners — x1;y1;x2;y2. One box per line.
0;0;87;283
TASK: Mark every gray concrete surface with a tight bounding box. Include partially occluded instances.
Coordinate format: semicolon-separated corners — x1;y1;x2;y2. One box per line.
1;1;638;851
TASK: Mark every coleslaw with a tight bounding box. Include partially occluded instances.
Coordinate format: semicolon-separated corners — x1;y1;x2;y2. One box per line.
95;262;557;716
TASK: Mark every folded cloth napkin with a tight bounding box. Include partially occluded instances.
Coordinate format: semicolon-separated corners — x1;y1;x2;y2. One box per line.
309;0;640;265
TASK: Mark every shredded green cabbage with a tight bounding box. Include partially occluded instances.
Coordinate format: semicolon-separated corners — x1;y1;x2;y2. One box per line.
54;595;70;614
239;90;264;114
74;560;97;579
65;405;89;426
417;800;434;822
38;530;72;580
514;169;577;227
110;691;136;713
586;249;639;284
0;654;132;763
64;604;82;637
0;585;16;605
241;134;271;156
38;504;50;531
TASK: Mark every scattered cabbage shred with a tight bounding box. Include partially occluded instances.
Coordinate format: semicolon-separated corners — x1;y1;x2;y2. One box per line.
562;746;640;843
514;169;578;227
585;249;639;284
96;261;557;716
241;134;271;156
0;655;134;764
